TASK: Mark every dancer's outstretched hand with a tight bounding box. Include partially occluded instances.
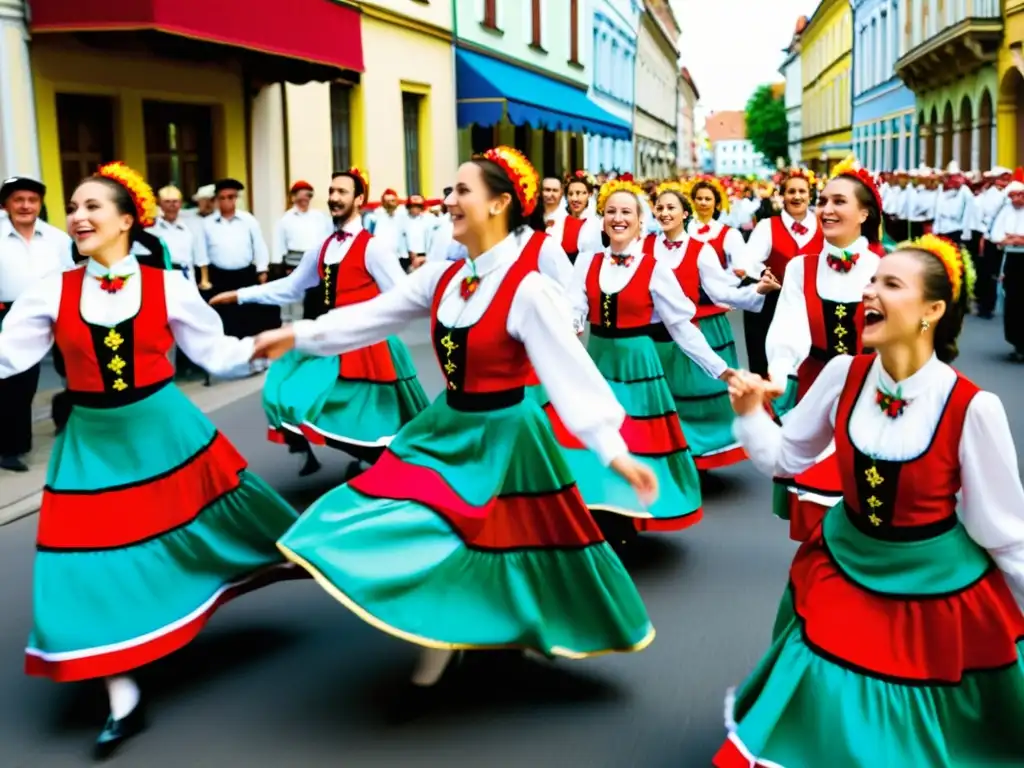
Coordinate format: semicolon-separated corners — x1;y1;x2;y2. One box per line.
610;455;659;507
755;269;782;294
209;291;238;305
728;371;767;416
252;327;296;361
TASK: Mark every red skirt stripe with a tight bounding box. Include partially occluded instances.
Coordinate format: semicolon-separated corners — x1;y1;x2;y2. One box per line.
785;492;831;543
339;341;398;382
633;508;704;532
712;735;770;768
267;427;287;444
38;433;247;550
694;445;747;471
543;403;689;456
791;532;1024;683
348;450;605;550
24;564;306;682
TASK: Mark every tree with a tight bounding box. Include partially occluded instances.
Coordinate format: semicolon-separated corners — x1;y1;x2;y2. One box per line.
745;84;789;168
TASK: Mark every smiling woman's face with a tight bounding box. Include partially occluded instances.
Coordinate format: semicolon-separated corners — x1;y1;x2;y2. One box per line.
603;191;640;248
817;177;867;245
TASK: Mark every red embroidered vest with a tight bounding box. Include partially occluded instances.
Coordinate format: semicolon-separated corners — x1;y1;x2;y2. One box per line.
312;230;378;316
54;266;175;395
768;215;824;282
672;238;730;320
560;216;586;263
585;251;664;337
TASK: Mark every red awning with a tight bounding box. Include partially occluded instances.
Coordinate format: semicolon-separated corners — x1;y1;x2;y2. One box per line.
28;0;364;73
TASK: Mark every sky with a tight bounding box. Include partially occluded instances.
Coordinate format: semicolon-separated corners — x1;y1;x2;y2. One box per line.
671;0;816;115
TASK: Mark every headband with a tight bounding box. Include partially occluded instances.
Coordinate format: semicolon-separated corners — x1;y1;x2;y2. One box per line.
901;234;976;302
596;178;645;215
564;169;597;190
479;146;540;217
830;155;882;212
654;180;690;205
96;162;157;228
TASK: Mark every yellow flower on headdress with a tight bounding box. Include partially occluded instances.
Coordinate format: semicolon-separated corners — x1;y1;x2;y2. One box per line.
654;180;690;204
96;162;157;227
785;167;817;187
682;175;730;213
900;233;976;301
481;146;540;216
596;178;644;215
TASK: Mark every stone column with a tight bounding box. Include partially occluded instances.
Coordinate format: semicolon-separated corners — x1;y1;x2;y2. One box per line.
0;0;40;179
249;84;287;242
918;125;929;168
971;119;981;173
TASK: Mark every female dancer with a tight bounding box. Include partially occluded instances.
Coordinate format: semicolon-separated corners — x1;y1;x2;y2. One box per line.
715;235;1024;767
252;147;656;692
550;170;602;263
211;168;429;476
642;181;773;472
0;163;301;758
765;158;883;541
558;179;774;534
685;176;746;272
741;169;822;378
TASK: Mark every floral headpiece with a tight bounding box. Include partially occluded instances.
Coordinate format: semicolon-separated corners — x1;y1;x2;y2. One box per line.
96;162;157;227
654;180;691;206
683;175;730;213
783;167;817;187
830;155;882;212
901;234;976;302
564;169;596;191
347;166;370;199
596;178;644;215
480;146;539;217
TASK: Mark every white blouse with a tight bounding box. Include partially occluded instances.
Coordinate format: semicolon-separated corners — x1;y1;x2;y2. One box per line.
238;218;407;306
651;233;766;315
990;204;1024;243
742;211;819;276
513;228;575;290
292;231;629;466
685;218;746;269
736;354;1024;610
568;239;730;380
0;255;258;380
765;237;880;386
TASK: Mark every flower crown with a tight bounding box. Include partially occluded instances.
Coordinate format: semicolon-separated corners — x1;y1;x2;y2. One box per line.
654;180;691;206
96;162;157;227
596;178;644;215
830;155;882;212
480;146;539;217
683;175;730;213
347;166;370;199
901;234;976;302
784;167;817;187
564;169;596;190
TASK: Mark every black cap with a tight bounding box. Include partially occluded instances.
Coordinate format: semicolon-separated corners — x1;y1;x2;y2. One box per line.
0;176;46;205
214;178;245;194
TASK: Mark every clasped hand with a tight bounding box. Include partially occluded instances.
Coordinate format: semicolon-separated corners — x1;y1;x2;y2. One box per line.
727;371;784;415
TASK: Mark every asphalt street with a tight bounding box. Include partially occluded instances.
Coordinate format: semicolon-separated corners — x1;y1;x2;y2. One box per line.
0;313;1021;768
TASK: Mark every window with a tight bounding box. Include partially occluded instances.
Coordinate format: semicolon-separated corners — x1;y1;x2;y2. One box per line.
483;0;498;30
530;0;542;48
330;83;352;171
143;101;214;196
569;0;580;63
57;94;116;204
402;91;423;194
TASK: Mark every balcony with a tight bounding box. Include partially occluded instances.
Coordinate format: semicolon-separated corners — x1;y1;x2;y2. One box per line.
895;12;1003;92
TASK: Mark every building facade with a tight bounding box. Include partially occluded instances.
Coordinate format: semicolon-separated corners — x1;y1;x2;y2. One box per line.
587;0;641;174
895;0;999;172
677;67;699;172
635;0;680;178
454;0;630;178
997;0;1024;169
779;17;806;166
800;0;853;174
0;0;38;181
852;0;916;172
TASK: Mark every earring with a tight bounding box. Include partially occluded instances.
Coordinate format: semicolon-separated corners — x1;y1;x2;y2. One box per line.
919;318;930;333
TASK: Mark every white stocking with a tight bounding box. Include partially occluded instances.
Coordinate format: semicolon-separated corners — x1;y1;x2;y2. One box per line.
410;648;454;687
104;675;140;720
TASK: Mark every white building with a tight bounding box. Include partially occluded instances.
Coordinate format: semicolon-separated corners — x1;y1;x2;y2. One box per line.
713;139;774;177
780;16;807;165
676;67;700;172
634;0;680;178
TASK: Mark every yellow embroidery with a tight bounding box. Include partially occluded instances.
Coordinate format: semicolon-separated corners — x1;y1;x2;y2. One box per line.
107;355;127;376
323;265;332;306
834;324;848;338
867;496;882;509
112;378;128;391
104;329;124;351
834;304;847;319
440;332;459;389
835;340;849;355
865;466;884;488
868;513;882;526
444;361;456;375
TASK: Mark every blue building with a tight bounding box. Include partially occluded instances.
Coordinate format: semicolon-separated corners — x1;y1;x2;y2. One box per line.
587;0;642;173
851;0;917;171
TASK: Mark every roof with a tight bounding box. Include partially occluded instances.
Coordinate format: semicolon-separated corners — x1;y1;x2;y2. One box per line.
705;111;746;143
679;66;700;100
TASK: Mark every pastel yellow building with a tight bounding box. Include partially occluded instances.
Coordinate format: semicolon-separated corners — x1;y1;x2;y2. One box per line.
998;0;1024;168
800;0;853;174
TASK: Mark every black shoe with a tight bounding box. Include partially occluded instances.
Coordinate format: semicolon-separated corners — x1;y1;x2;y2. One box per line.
298;450;321;477
0;456;28;472
93;704;146;761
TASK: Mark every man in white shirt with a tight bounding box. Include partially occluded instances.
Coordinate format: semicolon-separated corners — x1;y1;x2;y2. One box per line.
0;177;73;471
272;180;333;321
402;194;432;271
369;189;406;268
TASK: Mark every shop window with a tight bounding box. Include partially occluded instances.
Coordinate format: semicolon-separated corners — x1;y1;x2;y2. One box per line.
143;101;214;198
330;83;352;171
402;92;424;194
56;93;116;205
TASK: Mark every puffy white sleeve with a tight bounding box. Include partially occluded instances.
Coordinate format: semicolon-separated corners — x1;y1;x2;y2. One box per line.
649;261;728;379
578;217;605;256
238;245;321;305
765;255;811;384
698;244;766;312
733;355;851;478
722;227;747;270
537;235;574;289
989;206;1013;244
567;250;596;332
508;272;627;466
365;237;410;292
0;272;59;377
165;272;261;378
741;218;773;276
293;261;447;357
957;392;1024;610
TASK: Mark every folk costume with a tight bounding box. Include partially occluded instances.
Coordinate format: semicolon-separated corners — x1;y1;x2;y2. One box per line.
0;163;300;754
240;178;429;465
550;170;602;264
716;348;1024;767
765;158;884;541
278;148;653;663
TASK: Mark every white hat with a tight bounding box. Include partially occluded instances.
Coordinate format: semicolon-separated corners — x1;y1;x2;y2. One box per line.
945;161;961;175
1006;181;1024;194
192;184;215;201
988;166;1012;178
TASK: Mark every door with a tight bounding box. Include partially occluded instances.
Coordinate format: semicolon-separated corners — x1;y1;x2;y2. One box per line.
56;94;116;205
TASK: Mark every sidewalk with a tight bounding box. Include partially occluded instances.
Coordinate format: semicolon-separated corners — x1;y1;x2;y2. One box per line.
0;374;267;525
